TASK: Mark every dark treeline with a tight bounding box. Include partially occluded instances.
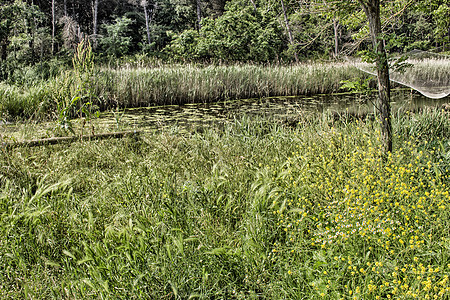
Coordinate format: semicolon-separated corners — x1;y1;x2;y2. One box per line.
0;0;449;82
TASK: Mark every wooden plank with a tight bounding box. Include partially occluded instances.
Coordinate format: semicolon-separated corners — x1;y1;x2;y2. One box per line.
2;130;141;148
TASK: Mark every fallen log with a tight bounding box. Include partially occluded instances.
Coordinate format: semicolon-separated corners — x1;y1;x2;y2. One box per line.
2;130;141;148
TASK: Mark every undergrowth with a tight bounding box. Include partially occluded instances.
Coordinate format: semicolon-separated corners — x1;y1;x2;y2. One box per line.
0;109;449;299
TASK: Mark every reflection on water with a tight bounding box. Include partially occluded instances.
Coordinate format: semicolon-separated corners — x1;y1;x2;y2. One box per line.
2;90;449;140
98;90;449;132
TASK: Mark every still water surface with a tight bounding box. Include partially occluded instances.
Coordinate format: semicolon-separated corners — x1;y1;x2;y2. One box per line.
1;90;449;140
98;90;449;132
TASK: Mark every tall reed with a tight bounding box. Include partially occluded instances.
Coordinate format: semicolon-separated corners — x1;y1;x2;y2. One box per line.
1;63;366;119
95;63;364;108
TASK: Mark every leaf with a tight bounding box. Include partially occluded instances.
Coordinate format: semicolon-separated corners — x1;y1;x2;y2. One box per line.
133;272;147;287
77;256;93;265
44;260;61;268
63;250;76;260
82;278;95;290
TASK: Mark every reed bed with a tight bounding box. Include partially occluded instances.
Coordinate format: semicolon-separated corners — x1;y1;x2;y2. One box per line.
395;58;450;89
1;63;365;120
0;109;449;298
0;83;53;120
354;58;450;98
95;63;363;107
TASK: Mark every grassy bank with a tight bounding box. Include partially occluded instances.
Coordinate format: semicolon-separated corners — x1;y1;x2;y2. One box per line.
1;109;449;298
0;63;366;121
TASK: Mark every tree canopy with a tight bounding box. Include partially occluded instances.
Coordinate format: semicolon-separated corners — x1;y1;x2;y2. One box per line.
0;0;448;71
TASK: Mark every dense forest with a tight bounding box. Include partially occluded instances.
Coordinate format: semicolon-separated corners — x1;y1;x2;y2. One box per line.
1;0;449;80
1;1;450;299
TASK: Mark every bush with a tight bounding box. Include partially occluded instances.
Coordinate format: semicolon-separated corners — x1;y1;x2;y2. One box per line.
165;2;286;62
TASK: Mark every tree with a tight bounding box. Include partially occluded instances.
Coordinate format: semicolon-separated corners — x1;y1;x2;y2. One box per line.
196;0;202;30
142;0;152;45
317;0;394;153
99;16;134;57
0;3;17;61
0;1;45;62
92;0;99;46
358;0;392;153
280;0;298;62
52;0;56;54
166;1;286;62
433;3;450;48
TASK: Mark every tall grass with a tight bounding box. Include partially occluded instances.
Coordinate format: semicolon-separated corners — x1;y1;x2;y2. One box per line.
0;63;366;120
355;57;450;98
0;83;55;120
0;109;449;298
95;63;364;107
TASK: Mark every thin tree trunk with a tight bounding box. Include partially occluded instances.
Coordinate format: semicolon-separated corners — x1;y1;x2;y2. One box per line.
30;22;36;61
333;18;339;58
280;0;298;63
23;11;36;60
52;0;56;54
64;0;67;16
360;0;392;154
92;0;99;45
196;0;202;30
249;0;257;13
143;1;151;45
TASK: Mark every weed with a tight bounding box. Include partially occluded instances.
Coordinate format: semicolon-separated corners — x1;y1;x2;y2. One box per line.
0;110;448;298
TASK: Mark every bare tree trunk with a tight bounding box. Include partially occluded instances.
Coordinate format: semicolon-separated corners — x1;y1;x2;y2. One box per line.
196;0;202;30
92;0;99;46
211;0;227;17
333;18;339;58
52;0;56;54
359;0;392;154
64;0;67;16
249;0;257;13
24;11;36;60
280;0;298;63
142;1;151;45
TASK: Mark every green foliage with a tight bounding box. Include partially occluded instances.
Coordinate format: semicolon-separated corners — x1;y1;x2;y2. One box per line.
0;1;48;82
289;9;336;59
0;83;54;121
340;77;372;93
270;112;449;298
99;16;135;58
55;39;99;134
433;4;450;46
0;110;449;298
165;29;200;60
1;62;364;120
0;0;449;67
358;46;414;79
166;1;286;62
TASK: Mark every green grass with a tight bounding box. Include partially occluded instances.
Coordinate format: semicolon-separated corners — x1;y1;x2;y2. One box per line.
95;63;364;107
0;109;449;299
1;62;367;120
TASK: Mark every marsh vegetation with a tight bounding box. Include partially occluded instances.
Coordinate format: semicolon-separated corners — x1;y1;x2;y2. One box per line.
1;0;450;298
1;109;449;298
0;62;368;122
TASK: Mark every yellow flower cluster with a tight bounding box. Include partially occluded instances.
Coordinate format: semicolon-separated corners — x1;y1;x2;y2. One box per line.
271;126;449;298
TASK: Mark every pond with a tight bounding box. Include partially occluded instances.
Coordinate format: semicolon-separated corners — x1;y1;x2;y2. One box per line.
1;89;449;141
97;89;449;132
